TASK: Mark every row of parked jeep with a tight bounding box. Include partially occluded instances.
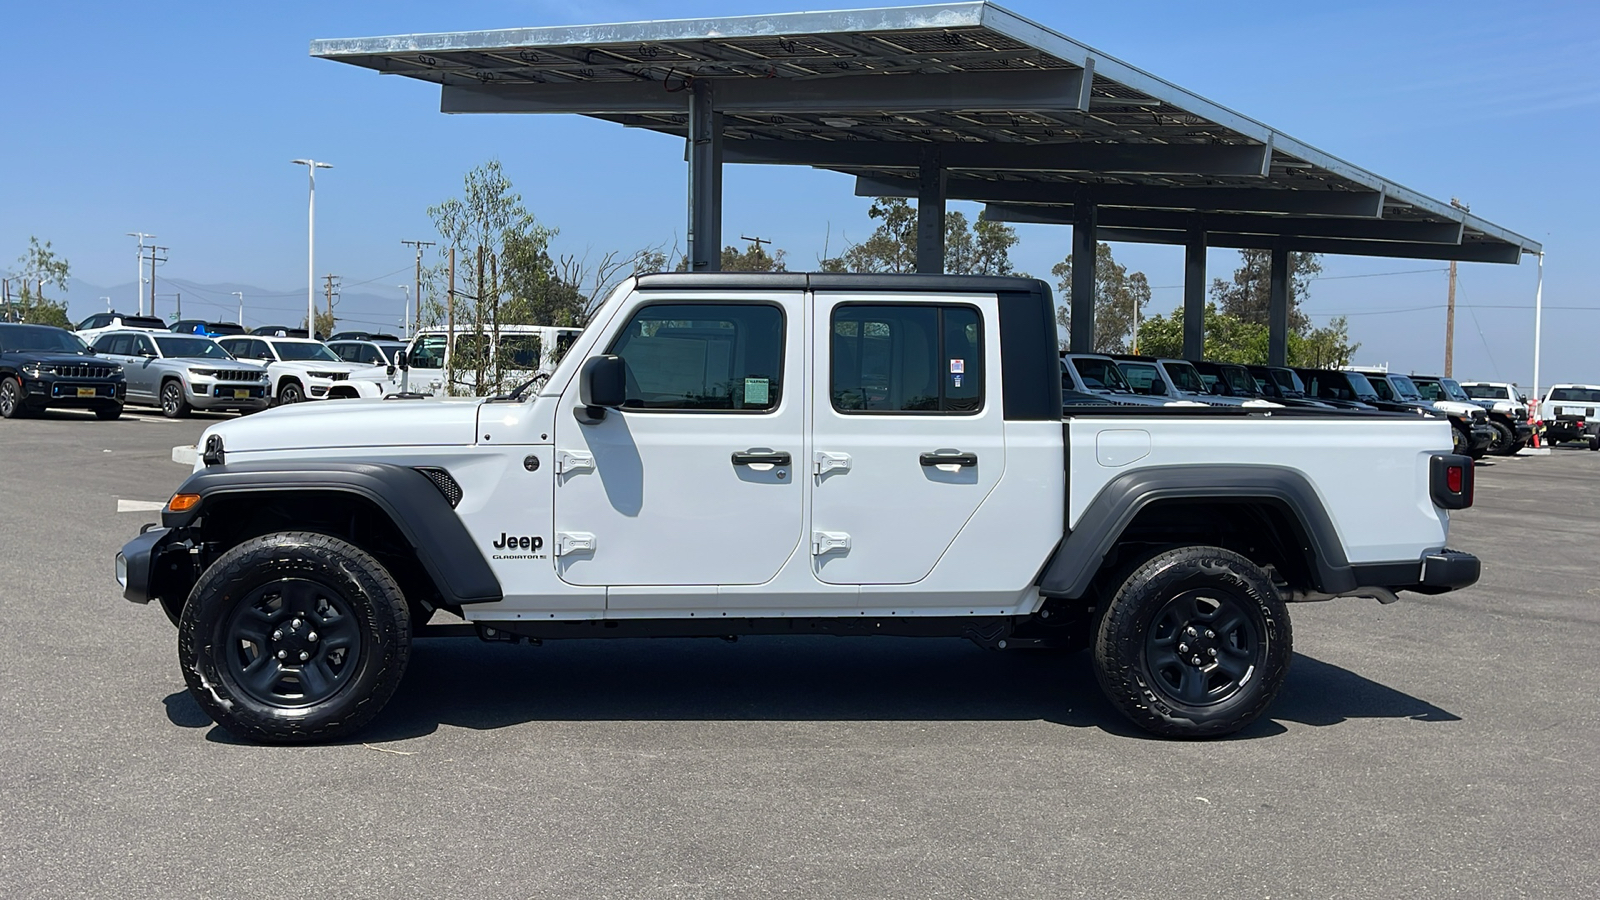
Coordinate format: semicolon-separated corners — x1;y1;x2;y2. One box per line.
1059;352;1536;458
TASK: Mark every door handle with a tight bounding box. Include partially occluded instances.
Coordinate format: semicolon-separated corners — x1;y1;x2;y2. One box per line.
920;450;978;467
732;449;791;467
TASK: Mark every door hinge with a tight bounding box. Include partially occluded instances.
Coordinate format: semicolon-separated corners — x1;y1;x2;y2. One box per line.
555;450;595;475
554;532;597;557
813;451;852;476
811;530;851;555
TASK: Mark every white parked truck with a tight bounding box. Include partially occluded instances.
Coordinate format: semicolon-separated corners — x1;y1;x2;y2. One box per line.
116;274;1479;744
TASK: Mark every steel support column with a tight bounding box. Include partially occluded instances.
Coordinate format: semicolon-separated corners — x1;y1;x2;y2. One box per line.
1268;240;1290;367
916;147;946;274
1182;218;1207;360
1070;191;1097;352
687;80;722;272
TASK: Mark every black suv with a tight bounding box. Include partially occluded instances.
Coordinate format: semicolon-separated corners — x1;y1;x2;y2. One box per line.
0;324;127;419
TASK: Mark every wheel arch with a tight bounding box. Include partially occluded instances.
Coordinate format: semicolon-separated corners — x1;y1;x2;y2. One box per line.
1040;465;1355;600
165;462;502;609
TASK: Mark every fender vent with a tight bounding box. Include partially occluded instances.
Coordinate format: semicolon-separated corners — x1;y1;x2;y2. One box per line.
415;467;462;508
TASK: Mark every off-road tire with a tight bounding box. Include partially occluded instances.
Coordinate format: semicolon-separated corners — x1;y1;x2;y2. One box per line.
1487;421;1517;456
1093;545;1292;739
93;405;122;421
0;377;32;418
277;379;304;404
179;532;411;744
160;379;191;418
1450;426;1468;455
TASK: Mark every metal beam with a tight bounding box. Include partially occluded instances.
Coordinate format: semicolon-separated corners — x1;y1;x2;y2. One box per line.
917;147;946;274
1090;227;1522;264
1268;241;1289;367
687;80;722;272
856;174;1384;217
984;204;1462;243
441;68;1088;116
1183;219;1206;361
726;140;1268;177
1070;192;1096;353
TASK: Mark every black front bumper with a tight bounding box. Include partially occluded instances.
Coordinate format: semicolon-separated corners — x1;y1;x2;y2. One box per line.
26;377;125;406
116;526;174;604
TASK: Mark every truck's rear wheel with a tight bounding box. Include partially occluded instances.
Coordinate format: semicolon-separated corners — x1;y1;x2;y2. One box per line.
178;532;410;743
1093;546;1291;739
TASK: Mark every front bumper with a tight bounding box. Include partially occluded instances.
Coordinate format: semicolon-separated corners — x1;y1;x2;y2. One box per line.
25;378;125;405
116;526;172;604
1467;424;1494;451
191;381;270;410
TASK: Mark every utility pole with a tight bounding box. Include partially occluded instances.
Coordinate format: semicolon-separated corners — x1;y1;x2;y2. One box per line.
322;273;340;338
127;232;156;314
400;239;435;336
146;245;168;318
447;247;456;389
1445;197;1468;377
232;291;244;326
175;292;182;319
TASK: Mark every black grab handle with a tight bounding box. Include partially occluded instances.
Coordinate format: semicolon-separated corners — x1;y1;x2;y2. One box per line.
919;450;978;467
732;449;792;467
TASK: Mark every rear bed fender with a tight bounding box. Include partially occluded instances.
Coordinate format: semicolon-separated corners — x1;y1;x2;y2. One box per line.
163;461;502;605
1039;464;1356;599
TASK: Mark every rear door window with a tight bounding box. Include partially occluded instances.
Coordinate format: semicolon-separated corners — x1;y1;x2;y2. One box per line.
830;305;982;414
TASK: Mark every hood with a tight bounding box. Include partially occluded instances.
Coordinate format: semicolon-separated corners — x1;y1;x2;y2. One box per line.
199;397;484;454
14;351;107;366
270;359;371;373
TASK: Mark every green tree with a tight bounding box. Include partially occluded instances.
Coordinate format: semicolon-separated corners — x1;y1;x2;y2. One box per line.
300;309;337;341
818;198;1020;275
1053;242;1151;353
5;237;71;328
1291;316;1360;368
1210;249;1323;331
1136;303;1268;363
721;240;787;272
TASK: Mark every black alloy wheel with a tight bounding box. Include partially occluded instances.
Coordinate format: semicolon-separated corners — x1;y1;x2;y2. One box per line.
0;377;30;419
161;380;191;418
179;532;410;743
1094;545;1292;739
278;380;304;404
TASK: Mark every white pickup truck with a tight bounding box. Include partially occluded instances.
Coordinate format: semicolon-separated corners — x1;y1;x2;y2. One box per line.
116;274;1478;744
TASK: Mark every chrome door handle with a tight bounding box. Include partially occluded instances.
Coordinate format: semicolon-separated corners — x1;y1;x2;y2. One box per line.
920;450;977;467
732;449;791;467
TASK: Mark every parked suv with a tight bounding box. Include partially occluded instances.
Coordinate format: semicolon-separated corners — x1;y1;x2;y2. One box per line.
328;338;408;368
1245;365;1335;408
1113;355;1276;407
1455;381;1532;454
1193;361;1329;408
1404;375;1496;458
0;323;126;419
75;311;169;344
1060;353;1197;408
90;331;269;417
216;335;382;403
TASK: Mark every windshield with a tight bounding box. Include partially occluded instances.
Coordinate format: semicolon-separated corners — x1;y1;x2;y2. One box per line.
1345;372;1380;400
1368;376;1396;401
0;326;89;354
1162;361;1207;394
1070;357;1132;392
1222;367;1257;396
273;342;340;362
1462;383;1510;400
1269;368;1306;395
1389;374;1424;401
1119;362;1167;396
154;336;232;360
1439;378;1471;402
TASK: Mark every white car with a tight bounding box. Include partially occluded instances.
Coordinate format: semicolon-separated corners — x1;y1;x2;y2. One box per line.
215;335;382;403
75;311;169;344
391;325;583;397
1534;383;1600;446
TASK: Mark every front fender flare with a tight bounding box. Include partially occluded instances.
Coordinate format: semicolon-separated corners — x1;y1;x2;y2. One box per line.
1039;464;1355;599
164;461;502;605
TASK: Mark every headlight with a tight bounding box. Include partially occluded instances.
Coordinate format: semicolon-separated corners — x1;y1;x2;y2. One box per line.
258;372;270;382
109;364;123;375
306;371;337;379
21;363;43;378
189;369;217;378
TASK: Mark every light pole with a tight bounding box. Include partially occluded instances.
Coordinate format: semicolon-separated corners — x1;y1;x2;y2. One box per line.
127;232;155;314
232;291;244;326
399;285;411;336
291;160;333;335
1532;251;1545;412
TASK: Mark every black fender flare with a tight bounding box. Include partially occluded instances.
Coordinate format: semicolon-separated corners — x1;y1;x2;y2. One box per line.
163;461;502;605
1039;464;1355;599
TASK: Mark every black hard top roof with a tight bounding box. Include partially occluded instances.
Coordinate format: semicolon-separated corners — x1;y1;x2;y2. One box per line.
633;272;1049;294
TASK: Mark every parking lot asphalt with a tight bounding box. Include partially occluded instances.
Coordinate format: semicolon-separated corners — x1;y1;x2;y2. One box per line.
1;407;1596;900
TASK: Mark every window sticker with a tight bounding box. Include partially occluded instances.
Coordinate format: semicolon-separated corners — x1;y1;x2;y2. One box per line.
949;358;965;374
744;377;770;406
952;374;963;388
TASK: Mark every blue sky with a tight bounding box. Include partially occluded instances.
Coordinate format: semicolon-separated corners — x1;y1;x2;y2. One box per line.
2;0;1595;385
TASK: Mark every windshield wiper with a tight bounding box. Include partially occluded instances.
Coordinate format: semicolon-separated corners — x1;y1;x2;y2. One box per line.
489;371;552;403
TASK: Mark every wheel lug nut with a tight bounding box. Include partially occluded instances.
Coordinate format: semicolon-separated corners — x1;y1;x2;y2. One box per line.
1208;648;1217;657
299;651;310;662
271;630;282;641
276;650;287;660
1192;656;1203;666
307;632;318;643
1205;630;1215;639
1179;643;1189;653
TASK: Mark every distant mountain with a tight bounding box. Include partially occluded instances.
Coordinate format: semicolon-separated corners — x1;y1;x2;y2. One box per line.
62;277;415;334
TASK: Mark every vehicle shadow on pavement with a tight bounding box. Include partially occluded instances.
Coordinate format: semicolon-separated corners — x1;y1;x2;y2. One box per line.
169;637;1459;744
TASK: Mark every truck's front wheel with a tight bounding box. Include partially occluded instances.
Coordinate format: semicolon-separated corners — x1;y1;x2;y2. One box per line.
178;532;411;744
1093;546;1291;739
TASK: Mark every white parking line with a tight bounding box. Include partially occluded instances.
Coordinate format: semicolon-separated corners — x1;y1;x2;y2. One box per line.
117;499;168;513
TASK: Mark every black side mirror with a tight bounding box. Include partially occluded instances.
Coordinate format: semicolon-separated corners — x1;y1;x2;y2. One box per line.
577;355;626;422
395;349;409;371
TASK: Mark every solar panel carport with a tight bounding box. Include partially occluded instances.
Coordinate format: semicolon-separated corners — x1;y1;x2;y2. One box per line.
311;1;1541;365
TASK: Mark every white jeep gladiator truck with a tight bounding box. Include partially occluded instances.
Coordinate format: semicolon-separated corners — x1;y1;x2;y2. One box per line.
115;274;1479;743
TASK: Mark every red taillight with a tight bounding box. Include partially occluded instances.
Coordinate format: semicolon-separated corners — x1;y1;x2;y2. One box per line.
1446;465;1463;494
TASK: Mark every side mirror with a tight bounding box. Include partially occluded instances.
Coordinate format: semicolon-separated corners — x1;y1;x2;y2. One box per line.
577;354;626;422
395;350;409;371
